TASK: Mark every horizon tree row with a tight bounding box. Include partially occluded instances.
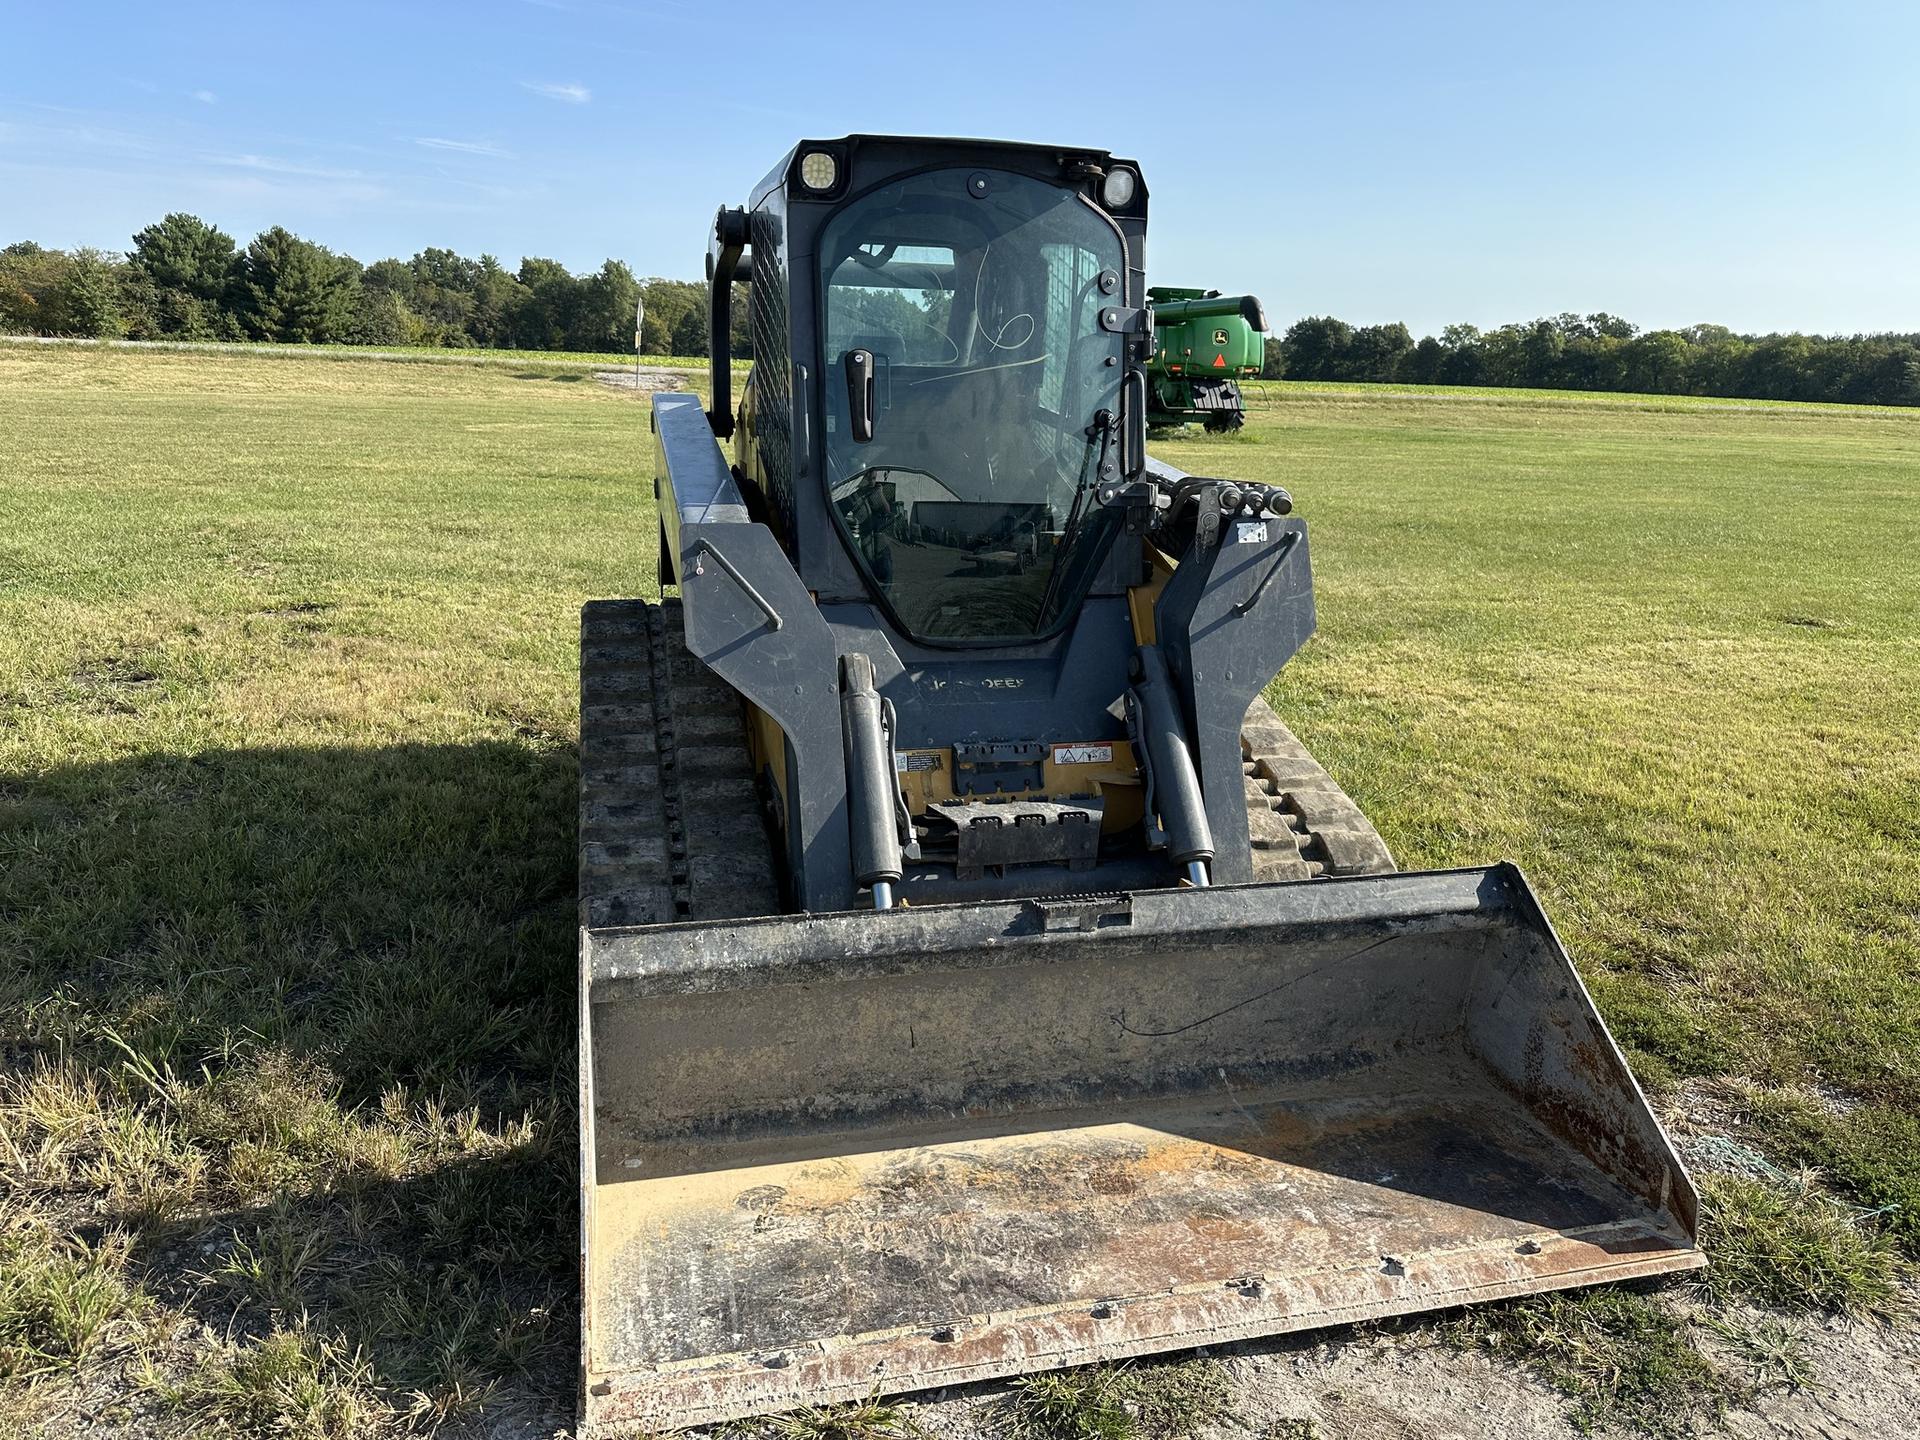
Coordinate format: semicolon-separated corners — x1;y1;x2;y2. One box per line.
1261;314;1920;407
0;213;745;355
4;217;1916;406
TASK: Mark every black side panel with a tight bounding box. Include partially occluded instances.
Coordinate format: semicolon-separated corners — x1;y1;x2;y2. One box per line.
748;206;797;551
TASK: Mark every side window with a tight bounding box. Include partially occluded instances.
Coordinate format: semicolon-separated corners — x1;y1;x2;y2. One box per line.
1037;242;1102;416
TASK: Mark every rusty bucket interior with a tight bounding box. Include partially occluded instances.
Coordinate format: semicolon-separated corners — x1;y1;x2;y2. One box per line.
577;865;1701;1433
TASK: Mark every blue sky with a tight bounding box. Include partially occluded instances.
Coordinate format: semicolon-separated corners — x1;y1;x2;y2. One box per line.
3;0;1917;336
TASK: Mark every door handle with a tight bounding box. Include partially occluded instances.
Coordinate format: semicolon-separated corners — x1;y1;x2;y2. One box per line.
844;348;875;443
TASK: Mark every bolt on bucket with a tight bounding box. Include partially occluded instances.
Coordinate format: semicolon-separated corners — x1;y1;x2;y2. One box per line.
577;865;1700;1433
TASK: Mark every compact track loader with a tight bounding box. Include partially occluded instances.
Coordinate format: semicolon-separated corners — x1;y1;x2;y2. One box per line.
578;135;1701;1434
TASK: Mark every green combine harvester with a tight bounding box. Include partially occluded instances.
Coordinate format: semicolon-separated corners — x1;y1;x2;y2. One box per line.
1146;285;1269;431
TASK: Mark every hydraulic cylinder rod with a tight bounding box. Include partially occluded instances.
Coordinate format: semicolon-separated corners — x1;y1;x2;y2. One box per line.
1130;644;1215;877
840;653;904;908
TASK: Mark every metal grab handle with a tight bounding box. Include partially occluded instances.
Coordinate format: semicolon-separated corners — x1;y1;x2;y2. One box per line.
690;540;783;631
1122;369;1146;477
1233;530;1301;617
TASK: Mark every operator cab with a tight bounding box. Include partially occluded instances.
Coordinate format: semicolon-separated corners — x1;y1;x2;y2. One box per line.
704;136;1151;654
668;134;1303;913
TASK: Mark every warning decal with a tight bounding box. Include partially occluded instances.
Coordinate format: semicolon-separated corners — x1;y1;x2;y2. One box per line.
1052;743;1114;765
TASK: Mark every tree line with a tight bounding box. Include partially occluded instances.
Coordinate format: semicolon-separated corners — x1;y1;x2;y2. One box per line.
1261;314;1920;407
0;214;741;355
5;215;1917;406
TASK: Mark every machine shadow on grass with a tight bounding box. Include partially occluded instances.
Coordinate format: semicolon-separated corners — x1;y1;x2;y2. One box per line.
0;739;584;1420
3;742;1899;1434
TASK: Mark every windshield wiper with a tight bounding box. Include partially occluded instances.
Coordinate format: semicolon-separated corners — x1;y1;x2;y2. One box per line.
1036;409;1115;623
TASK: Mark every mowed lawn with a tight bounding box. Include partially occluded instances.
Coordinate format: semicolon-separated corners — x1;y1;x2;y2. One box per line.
2;345;1917;1434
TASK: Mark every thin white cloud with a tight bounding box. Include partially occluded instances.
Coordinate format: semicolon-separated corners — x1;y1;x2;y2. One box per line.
204;152;370;181
192;89;217;104
415;136;511;158
196;172;391;209
17;119;168;158
0;106;526;224
519;80;591;104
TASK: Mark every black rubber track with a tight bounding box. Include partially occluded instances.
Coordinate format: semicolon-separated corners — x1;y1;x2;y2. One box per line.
579;598;778;927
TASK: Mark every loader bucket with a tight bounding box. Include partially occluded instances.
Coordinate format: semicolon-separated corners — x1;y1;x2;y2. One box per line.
578;865;1700;1433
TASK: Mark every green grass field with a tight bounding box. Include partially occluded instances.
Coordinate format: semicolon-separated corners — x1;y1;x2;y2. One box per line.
2;345;1916;1436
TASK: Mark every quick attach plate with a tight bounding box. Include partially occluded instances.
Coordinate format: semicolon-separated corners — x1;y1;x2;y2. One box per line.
927;797;1103;879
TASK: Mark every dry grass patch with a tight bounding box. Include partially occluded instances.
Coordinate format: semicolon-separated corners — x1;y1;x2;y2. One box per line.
1002;1358;1234;1440
0;1214;151;1381
1699;1172;1908;1318
1450;1288;1737;1440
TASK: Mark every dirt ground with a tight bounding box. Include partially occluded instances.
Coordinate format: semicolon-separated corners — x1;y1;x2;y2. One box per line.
888;1296;1920;1440
202;1285;1916;1440
591;366;690;392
